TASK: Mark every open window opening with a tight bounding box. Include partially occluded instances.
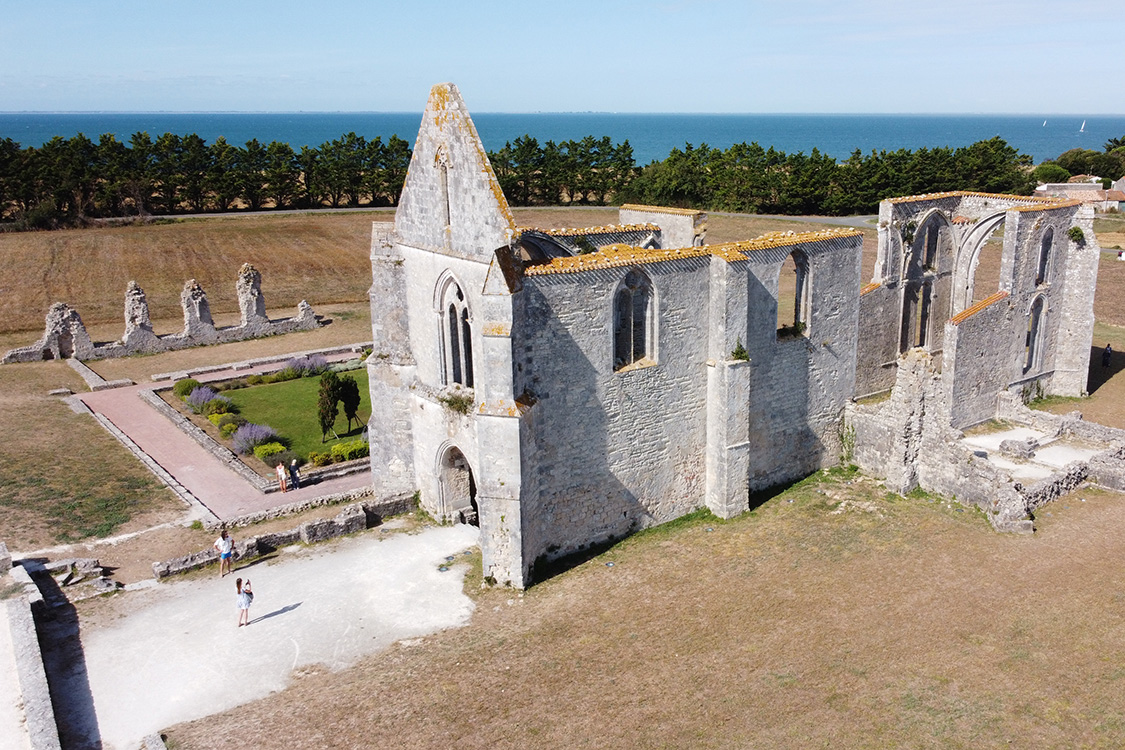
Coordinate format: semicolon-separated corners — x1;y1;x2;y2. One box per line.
1036;228;1053;286
613;269;655;371
1024;297;1046;374
776;250;810;339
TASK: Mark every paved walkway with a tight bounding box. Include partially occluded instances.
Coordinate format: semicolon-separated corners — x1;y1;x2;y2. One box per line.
78;353;373;520
46;524;480;750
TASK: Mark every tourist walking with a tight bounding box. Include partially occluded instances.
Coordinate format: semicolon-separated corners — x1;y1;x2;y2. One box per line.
237;578;253;627
288;459;302;489
1103;344;1113;368
213;530;234;578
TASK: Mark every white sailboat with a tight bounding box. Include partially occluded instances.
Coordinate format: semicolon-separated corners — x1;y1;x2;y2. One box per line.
1080;120;1086;133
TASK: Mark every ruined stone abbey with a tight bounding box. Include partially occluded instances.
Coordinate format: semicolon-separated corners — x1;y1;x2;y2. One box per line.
368;83;1112;587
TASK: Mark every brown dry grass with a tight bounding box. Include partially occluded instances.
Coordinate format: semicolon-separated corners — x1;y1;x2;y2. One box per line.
0;211;391;334
0;359;180;550
164;471;1125;749
0;300;374;553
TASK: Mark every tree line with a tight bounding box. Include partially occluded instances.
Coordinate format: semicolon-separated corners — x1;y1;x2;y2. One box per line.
0;131;411;230
3;126;1120;232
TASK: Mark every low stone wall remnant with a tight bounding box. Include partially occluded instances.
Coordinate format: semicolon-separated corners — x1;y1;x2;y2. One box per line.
3;263;318;364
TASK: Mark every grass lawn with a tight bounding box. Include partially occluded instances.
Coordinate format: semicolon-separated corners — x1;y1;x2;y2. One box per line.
222;368;370;460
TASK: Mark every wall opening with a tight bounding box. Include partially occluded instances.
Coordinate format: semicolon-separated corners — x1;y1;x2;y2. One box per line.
440;447;478;526
1036;228;1053;286
613;269;654;370
1024;297;1046;374
777;249;810;338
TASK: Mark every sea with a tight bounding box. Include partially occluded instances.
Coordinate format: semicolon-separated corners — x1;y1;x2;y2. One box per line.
1;112;1123;166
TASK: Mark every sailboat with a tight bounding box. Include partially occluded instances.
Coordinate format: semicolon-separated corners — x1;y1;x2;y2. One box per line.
1043;120;1047;126
1080;120;1086;133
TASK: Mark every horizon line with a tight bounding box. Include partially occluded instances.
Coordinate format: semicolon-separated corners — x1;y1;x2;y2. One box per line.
2;110;1124;118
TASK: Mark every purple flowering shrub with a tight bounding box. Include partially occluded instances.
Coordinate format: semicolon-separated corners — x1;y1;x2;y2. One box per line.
231;423;279;455
286;354;329;376
185;386;219;414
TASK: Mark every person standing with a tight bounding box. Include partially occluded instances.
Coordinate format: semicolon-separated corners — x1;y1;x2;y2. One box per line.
213;530;234;578
288;459;302;490
1103;344;1113;369
236;578;253;627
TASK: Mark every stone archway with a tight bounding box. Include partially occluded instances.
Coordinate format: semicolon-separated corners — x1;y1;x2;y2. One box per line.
952;211;1007;314
439;446;478;526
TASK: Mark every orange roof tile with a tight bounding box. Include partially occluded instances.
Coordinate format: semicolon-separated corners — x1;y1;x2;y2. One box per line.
860;282;881;296
619;204;705;217
885;190;1081;215
523;227;862;276
950;291;1010;325
517;223;659;237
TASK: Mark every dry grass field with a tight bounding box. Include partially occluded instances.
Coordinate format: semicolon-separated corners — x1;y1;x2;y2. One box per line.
165;471;1125;749
4;208;1125;747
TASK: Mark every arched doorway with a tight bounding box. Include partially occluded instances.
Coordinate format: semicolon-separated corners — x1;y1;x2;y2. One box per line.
440;446;478;526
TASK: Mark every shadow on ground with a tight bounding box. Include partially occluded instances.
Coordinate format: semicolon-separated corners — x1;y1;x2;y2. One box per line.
31;570;101;750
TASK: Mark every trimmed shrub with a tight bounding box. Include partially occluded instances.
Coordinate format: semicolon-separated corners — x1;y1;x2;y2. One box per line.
330;439;369;462
215;378;248;391
231;423;279;455
185;386;219;414
207;413;225;427
308;451;335;467
220;422;240;439
264;367;300;384
245;374;265;386
330;358;364;373
173;378;202;400
253;442;288;464
216;413;243;429
203;396;235;416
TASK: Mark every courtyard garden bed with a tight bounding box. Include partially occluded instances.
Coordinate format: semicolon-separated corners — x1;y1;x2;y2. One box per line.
163;358;371;476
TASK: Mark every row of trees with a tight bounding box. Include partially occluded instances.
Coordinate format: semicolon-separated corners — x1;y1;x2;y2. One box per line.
0;131;410;229
619;137;1036;215
489;135;636;206
5;126;1118;231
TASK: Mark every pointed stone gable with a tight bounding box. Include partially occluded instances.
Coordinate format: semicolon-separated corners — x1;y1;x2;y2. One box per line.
394;83;515;263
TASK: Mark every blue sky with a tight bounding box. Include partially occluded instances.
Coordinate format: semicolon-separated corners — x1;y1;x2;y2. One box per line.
1;0;1118;114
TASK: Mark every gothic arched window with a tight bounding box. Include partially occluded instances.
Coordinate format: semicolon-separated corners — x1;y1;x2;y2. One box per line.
440;279;473;387
613;269;654;371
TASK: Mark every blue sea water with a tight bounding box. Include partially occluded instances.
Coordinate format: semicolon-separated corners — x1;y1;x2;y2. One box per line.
1;112;1123;165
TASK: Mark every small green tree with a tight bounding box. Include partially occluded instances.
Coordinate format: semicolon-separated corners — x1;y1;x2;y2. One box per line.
338;375;362;432
317;371;341;442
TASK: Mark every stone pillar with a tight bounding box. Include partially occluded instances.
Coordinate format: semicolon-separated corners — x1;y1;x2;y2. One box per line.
705;359;751;518
121;281;161;350
236;263;269;329
2;302;97;362
180;279;216;341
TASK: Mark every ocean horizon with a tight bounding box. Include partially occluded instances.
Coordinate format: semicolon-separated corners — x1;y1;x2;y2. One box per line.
2;112;1124;166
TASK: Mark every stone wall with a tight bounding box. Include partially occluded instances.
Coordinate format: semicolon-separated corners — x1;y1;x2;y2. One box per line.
519;257;713;568
1;597;62;749
151;496;410;579
3;264;318;364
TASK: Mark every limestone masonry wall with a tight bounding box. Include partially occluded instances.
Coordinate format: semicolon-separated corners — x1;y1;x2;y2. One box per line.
3;263;318;364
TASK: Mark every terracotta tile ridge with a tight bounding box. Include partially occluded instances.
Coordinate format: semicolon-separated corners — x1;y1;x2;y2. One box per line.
620;203;705;216
860;281;881;296
950;291;1010;325
886;190;1075;209
516;223;659;236
523;227;862;276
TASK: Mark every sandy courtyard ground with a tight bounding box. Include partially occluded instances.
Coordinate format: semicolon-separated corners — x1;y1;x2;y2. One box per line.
50;524;479;750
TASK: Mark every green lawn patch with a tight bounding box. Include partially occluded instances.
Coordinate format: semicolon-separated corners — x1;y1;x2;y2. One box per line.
223;370;370;461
